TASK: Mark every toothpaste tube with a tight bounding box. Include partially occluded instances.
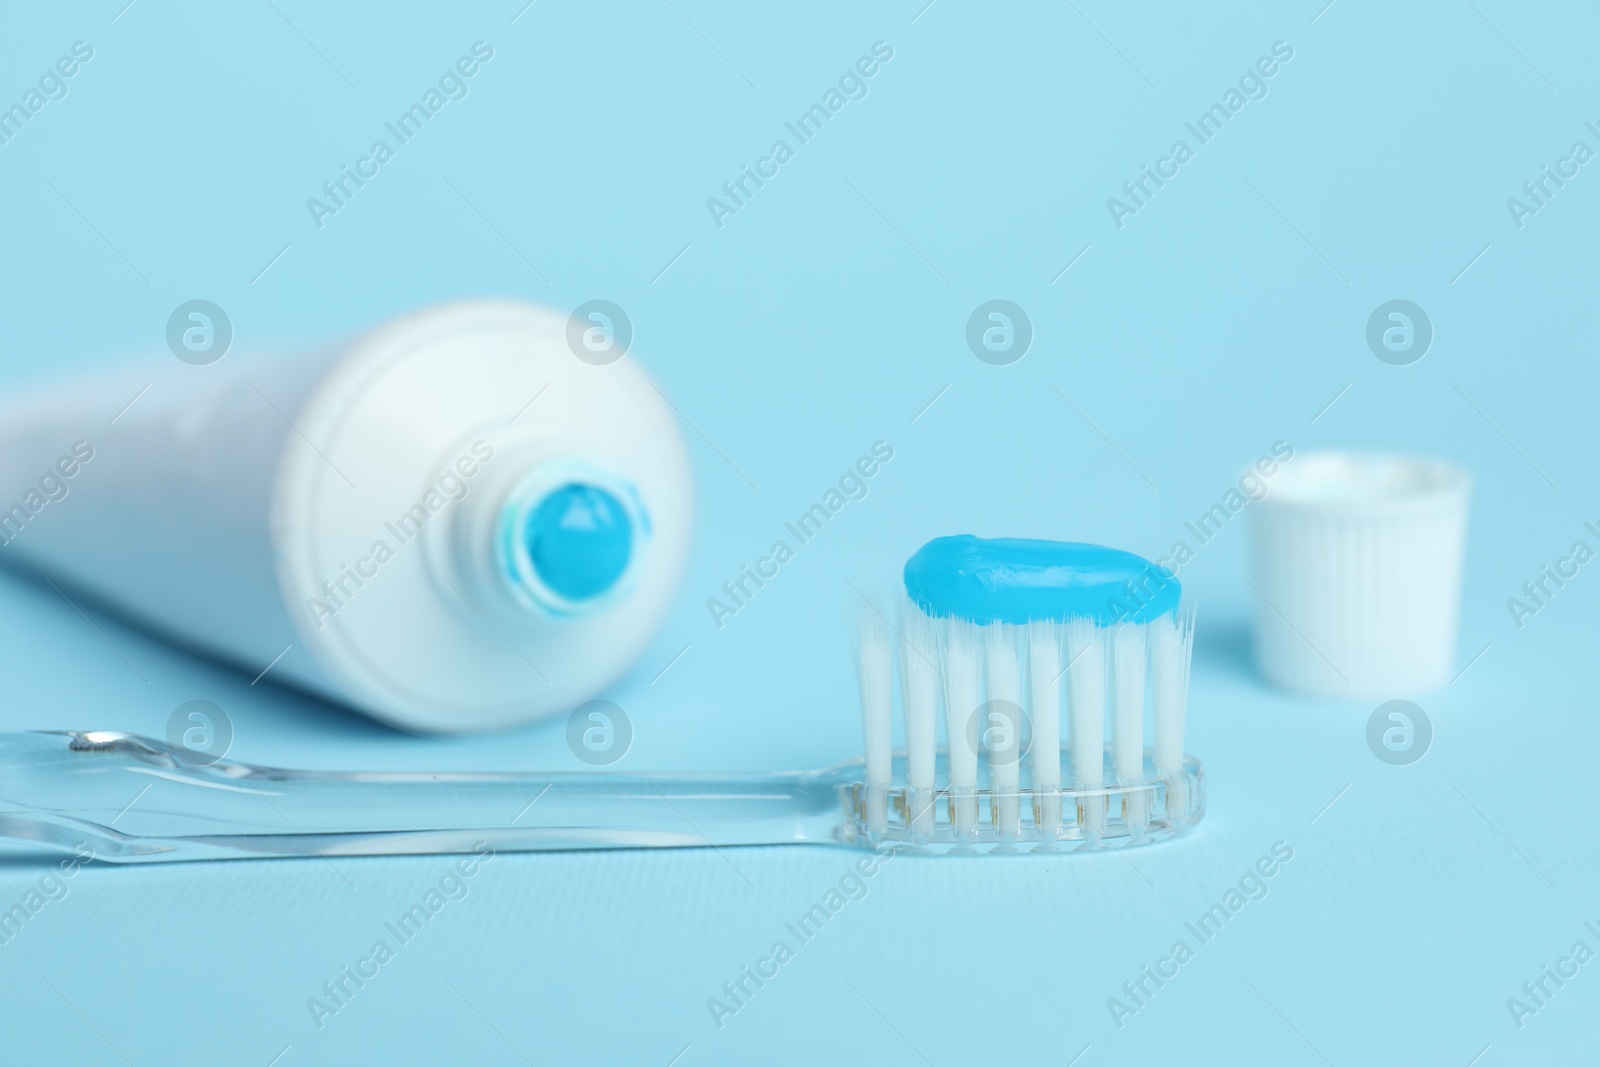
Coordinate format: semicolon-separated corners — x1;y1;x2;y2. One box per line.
0;300;693;732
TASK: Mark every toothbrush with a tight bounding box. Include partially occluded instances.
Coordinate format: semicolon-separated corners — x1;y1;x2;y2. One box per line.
0;721;1201;863
0;538;1202;863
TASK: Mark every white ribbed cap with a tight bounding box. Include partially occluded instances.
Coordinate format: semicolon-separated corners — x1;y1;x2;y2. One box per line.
1247;451;1470;698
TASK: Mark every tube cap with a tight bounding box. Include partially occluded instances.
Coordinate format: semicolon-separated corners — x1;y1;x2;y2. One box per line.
1247;451;1470;697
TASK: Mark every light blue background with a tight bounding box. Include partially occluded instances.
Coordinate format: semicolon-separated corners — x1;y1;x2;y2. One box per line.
3;1;1599;1063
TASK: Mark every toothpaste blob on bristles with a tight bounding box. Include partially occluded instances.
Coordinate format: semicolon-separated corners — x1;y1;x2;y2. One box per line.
856;534;1197;847
903;535;1180;624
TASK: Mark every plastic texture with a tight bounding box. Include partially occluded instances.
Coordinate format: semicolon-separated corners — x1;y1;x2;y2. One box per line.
841;749;1204;853
1247;450;1470;697
0;732;1201;862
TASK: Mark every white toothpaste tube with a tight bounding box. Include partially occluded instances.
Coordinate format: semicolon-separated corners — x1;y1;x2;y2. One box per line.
0;299;693;733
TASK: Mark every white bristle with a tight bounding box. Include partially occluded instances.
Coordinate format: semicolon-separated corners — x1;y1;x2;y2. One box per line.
1027;619;1062;789
1064;619;1106;837
984;624;1024;835
1109;622;1148;784
941;617;982;791
1110;621;1150;833
1028;619;1063;837
1064;619;1106;786
983;625;1023;787
856;602;893;787
1151;605;1196;776
899;602;940;793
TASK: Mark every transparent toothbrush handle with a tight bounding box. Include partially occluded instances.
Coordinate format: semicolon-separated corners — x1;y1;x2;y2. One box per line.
0;732;849;863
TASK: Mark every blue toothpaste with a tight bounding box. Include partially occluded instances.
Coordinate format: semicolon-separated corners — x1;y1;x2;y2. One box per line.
903;535;1179;625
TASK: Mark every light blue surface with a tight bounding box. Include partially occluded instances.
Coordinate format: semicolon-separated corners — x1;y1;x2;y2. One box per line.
904;534;1181;623
2;1;1599;1064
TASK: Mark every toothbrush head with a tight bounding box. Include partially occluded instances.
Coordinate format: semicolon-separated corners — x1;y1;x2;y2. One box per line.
849;536;1204;854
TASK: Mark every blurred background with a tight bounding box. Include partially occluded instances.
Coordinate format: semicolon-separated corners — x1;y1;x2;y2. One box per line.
2;1;1598;1063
